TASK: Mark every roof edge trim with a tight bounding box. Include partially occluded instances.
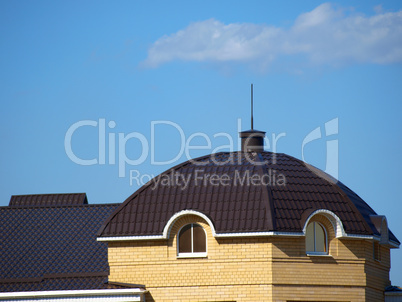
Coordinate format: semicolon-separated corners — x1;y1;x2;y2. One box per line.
96;231;386;242
215;231;304;238
0;288;147;299
97;235;164;241
97;231;305;241
388;240;401;248
370;234;400;248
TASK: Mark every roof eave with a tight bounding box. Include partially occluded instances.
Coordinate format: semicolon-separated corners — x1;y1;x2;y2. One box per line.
97;231;389;242
0;288;147;301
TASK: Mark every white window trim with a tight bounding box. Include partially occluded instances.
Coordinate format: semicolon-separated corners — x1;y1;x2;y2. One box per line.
177;223;207;258
177;252;207;259
306;221;328;256
306;253;333;257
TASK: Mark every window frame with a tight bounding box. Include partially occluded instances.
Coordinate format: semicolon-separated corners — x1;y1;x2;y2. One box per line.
177;223;207;258
305;221;329;256
373;241;381;262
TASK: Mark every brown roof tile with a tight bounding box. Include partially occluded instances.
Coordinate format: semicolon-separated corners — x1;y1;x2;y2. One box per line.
98;151;399;245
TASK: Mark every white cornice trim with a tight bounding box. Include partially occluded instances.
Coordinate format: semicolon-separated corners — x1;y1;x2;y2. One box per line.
344;233;374;240
97;209;399;247
215;231;304;238
97;231;305;241
97;235;164;242
97;231;388;242
0;288;147;301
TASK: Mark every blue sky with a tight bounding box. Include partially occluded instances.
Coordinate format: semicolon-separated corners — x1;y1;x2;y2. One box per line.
1;0;401;284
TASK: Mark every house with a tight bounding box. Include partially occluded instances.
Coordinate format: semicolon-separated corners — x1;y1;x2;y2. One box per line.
0;129;400;301
96;129;400;301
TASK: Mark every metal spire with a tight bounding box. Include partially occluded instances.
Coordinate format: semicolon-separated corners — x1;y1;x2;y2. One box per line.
251;83;254;130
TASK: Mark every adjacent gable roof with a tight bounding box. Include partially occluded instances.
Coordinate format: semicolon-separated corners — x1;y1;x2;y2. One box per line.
9;193;88;207
0;194;119;292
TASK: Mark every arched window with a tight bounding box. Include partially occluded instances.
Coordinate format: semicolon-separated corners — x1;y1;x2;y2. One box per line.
177;223;207;257
306;222;327;255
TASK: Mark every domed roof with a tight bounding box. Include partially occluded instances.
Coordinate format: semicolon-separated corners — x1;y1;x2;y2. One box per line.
98;151;399;245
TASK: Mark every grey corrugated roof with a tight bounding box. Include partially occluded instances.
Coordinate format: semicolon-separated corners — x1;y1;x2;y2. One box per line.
0;197;119;292
98;151;399;245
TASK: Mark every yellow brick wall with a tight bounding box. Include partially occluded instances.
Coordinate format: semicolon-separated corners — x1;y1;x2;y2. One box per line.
107;213;391;302
270;215;391;302
109;215;274;301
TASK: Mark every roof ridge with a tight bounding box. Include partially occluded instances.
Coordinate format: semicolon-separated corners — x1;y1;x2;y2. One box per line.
9;193;88;207
282;153;374;235
2;203;120;209
0;272;109;285
336;180;382;236
11;192;86;196
42;272;109;279
256;153;275;231
330;182;373;235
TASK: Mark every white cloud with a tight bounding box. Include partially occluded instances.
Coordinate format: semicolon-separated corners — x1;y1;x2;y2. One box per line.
142;3;402;70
